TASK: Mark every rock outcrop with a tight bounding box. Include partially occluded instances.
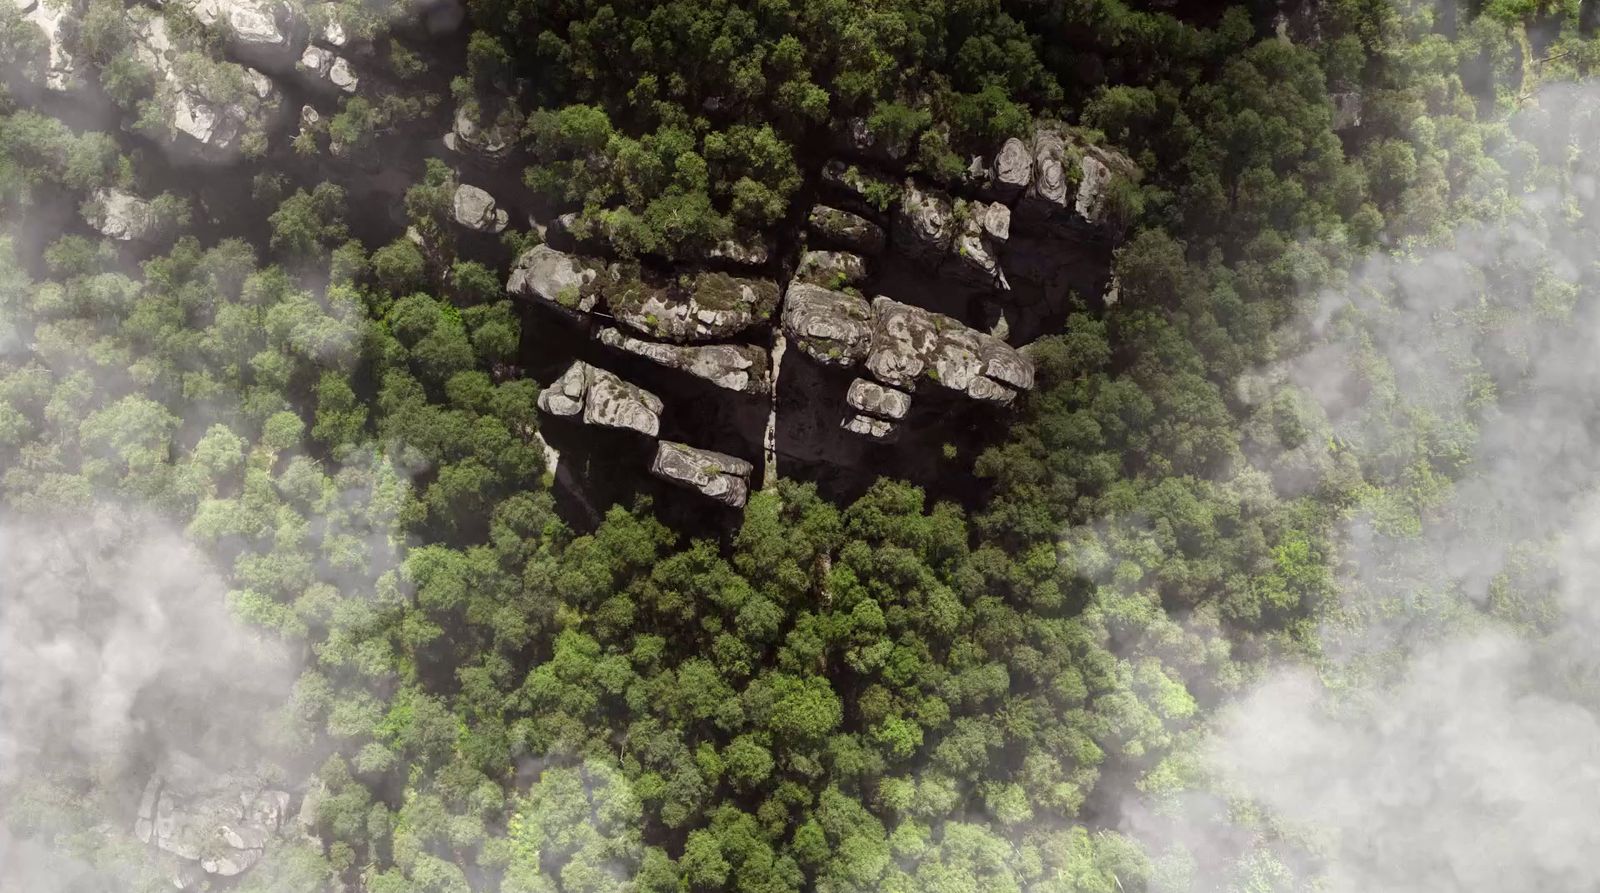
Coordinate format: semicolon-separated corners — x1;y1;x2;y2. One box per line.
22;0;81;91
298;45;359;93
780;282;874;367
650;441;753;508
452;184;508;233
82;188;160;242
444;104;513;161
537;360;663;437
845;377;911;421
795;250;869;289
988;137;1033;201
604;269;779;343
507;245;602;317
133;752;291;884
807;205;886;255
597;328;769;394
782;286;1033;419
179;0;295;60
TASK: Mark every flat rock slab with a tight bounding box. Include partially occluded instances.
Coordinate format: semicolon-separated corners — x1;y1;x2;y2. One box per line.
651;441;753;507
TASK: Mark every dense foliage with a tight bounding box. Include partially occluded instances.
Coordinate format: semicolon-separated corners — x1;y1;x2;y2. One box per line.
6;0;1600;891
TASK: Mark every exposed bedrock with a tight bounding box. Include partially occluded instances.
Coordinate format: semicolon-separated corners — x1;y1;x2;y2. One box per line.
651;441;754;508
537;360;664;437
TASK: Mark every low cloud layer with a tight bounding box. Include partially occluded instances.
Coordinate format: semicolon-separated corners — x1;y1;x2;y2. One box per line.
1189;81;1600;891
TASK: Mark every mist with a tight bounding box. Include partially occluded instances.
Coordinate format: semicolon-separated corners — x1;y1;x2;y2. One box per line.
1160;79;1600;891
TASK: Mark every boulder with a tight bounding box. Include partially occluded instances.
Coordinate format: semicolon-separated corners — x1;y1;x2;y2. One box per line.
845;378;911;420
948;199;1010;290
808;205;886;255
842;412;898;442
892;181;956;264
780;282;874;367
506;245;601;316
22;0;80;92
989;137;1033;201
167;71;278;156
606;270;779;343
444;104;512;160
451;184;508;233
650;441;753;508
583;366;664;435
537;361;663;437
597;327;769;394
1021;127;1072;219
298;46;359;93
863;297;940;390
82;189;159;242
864;297;1032;404
181;0;294;59
132;752;290;883
795;250;868;289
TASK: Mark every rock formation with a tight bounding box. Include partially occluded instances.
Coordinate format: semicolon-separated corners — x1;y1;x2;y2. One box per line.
597;328;769;394
444;103;514;161
780;282;874;367
507;245;602;317
807;205;886;255
795;250;869;289
82;188;160;242
298;45;359;93
538;360;664;437
133;752;291;885
452;184;509;233
651;441;753;508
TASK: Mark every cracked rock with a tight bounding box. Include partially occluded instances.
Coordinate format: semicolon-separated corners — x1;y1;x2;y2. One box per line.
650;441;753;507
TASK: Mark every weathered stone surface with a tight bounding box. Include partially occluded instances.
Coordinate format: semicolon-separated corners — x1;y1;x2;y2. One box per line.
584;366;664;435
443;104;513;160
707;236;770;266
537;361;663;436
537;361;590;416
83;188;158;242
864;297;1032;404
846;378;911;420
807;205;886;256
949;199;1010;290
23;0;80;92
298;45;359;93
168;72;278;155
990;137;1033;201
133;751;289;882
863;297;940;390
452;184;508;233
842;412;899;442
780;282;874;367
507;246;601;316
1023;127;1072;218
650;441;752;507
893;181;956;264
182;0;293;57
597;327;769;394
795;250;868;289
607;271;779;343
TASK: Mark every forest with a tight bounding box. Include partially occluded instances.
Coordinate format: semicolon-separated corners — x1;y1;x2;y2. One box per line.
4;0;1600;891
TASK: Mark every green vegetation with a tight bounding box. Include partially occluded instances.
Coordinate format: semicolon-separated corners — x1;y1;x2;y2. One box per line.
5;0;1600;891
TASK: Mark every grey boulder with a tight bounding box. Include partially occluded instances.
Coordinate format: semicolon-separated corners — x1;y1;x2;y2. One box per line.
651;441;753;508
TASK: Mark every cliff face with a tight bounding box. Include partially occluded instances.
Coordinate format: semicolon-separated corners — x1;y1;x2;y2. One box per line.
506;123;1136;507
